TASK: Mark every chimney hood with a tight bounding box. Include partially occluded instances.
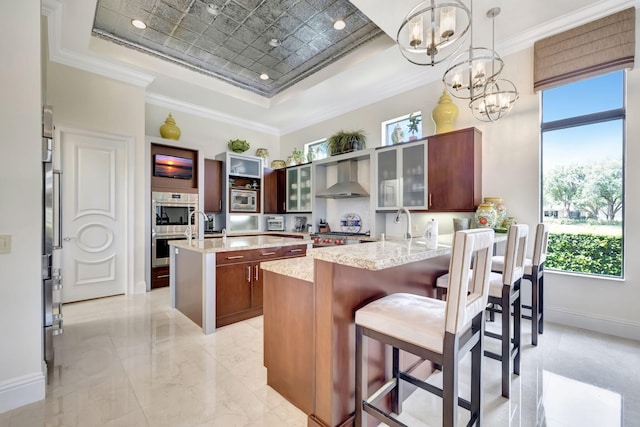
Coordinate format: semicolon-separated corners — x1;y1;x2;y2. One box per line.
316;160;369;199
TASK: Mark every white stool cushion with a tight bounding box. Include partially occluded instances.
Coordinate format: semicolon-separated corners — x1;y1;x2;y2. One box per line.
355;293;447;354
436;273;450;289
488;272;506;298
491;255;533;276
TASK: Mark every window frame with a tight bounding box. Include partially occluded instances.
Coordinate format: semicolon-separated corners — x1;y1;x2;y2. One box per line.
304;138;328;162
540;70;626;279
380;111;422;146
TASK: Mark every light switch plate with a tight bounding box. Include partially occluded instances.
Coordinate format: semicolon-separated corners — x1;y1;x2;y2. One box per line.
0;235;11;254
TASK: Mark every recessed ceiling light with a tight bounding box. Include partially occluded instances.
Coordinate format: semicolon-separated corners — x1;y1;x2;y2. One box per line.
131;19;147;29
206;3;219;16
268;38;280;47
260;73;269;80
333;19;346;30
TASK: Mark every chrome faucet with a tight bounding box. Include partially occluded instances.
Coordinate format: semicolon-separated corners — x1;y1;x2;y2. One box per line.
394;207;412;240
187;210;208;245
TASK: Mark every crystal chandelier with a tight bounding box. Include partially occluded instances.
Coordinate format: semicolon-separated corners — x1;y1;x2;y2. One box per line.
442;2;502;100
396;0;471;66
468;7;519;122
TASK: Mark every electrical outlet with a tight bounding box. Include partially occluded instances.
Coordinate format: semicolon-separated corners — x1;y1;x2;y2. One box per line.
0;235;11;254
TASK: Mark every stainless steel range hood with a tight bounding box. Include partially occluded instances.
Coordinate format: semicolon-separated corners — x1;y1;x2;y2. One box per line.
316;160;369;198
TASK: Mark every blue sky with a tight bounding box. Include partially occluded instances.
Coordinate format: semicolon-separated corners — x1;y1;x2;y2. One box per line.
542;71;624;171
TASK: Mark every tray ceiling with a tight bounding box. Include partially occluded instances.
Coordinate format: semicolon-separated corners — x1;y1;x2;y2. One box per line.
92;0;385;97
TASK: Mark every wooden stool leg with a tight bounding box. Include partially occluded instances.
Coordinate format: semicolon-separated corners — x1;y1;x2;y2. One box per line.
513;281;521;376
471;316;483;426
501;286;511;399
531;270;539;346
355;325;364;427
391;347;401;415
539;271;545;334
442;333;459;427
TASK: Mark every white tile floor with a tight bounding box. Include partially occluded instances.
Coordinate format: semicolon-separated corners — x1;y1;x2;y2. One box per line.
2;287;639;426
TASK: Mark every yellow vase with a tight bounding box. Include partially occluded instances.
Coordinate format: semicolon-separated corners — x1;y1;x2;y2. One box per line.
159;113;181;140
431;90;458;134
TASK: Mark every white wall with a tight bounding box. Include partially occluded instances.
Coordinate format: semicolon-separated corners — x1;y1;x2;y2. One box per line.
0;1;46;412
281;48;640;340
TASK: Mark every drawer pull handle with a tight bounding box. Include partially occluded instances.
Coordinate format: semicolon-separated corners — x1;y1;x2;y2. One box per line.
260;252;277;256
254;264;259;280
289;249;303;253
156;274;170;279
246;266;251;282
226;255;244;260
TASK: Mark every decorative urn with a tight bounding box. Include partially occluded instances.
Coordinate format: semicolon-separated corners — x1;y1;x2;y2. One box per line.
159;113;181;140
431;90;458;134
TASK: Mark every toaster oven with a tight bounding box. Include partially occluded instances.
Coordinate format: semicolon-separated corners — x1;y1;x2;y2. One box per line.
266;216;285;231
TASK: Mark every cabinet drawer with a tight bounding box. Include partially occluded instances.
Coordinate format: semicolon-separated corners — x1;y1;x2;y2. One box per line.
281;244;307;258
253;247;282;260
151;266;170;289
216;250;254;265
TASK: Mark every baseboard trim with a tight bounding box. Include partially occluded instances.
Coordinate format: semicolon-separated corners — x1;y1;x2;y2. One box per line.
0;371;45;414
134;280;147;294
546;306;640;341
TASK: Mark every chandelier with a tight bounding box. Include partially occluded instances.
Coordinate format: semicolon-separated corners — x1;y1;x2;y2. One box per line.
442;2;502;100
396;0;471;66
468;7;519;121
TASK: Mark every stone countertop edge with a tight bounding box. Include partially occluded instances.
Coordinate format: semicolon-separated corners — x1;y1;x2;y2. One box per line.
306;241;451;271
261;257;314;283
169;235;310;253
204;231;311;238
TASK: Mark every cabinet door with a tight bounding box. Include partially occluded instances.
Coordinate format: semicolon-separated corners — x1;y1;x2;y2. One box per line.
286;167;299;212
298;165;312;211
204;159;223;212
228;155;261;178
377;148;399;209
401;143;427;209
216;263;252;318
263;168;286;214
428;128;482;211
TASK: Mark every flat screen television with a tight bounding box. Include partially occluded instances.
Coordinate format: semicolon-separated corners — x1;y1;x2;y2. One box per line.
153;154;193;180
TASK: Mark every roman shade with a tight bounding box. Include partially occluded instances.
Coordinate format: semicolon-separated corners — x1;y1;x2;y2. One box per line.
533;8;635;92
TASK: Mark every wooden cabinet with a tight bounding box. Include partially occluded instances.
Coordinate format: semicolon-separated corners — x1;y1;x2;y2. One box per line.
427;127;482;212
215;244;307;327
204;159;223;212
151;266;170;289
263;167;286;214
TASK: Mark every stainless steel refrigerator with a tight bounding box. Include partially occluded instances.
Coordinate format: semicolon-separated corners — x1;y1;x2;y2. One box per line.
42;105;63;377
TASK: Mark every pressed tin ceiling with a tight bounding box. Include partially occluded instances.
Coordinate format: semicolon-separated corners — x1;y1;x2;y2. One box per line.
92;0;386;97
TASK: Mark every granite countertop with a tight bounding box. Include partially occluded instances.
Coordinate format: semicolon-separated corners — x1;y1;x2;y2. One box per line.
204;231;310;238
306;240;450;271
261;256;314;283
170;235;310;253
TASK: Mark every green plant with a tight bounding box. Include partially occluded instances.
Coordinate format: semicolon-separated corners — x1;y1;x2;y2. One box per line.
407;114;421;135
228;139;250;153
546;232;622;276
326;130;366;156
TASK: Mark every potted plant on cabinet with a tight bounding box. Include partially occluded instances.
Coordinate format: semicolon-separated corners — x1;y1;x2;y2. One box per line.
327;130;366;156
407;114;421;141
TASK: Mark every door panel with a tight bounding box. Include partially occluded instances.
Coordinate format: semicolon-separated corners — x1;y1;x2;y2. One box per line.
60;130;127;302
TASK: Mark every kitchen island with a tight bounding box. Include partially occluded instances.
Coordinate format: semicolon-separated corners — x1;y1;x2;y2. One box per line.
169;235;310;334
261;239;453;427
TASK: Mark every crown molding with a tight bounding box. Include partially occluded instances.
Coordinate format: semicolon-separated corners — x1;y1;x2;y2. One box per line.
41;0;154;88
145;93;280;136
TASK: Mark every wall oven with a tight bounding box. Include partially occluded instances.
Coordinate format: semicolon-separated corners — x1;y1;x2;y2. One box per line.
152;191;198;267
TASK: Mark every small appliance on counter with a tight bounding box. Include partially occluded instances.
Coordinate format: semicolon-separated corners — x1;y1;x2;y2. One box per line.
204;213;216;233
266;216;285;231
294;216;307;232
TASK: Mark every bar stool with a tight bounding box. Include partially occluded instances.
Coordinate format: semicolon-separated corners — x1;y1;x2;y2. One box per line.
435;224;528;399
354;229;494;427
491;223;549;345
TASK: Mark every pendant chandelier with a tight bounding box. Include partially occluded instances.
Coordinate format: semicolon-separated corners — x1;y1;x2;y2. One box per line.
442;1;502;100
396;0;471;66
468;7;519;122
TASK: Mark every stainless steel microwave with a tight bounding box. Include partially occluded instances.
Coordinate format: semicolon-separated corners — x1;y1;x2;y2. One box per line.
230;189;258;212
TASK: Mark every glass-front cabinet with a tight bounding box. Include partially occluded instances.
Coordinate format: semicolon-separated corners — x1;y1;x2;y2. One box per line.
227;154;261;178
286;164;312;212
375;141;427;210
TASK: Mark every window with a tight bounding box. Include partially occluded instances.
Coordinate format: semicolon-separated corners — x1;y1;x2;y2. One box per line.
541;71;624;278
304;138;328;162
381;111;422;146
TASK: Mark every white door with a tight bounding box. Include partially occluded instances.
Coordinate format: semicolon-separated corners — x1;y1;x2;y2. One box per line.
59;129;128;302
